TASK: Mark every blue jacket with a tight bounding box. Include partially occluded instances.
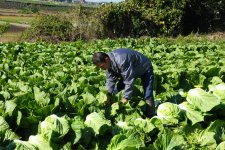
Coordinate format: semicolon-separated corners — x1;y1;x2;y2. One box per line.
106;48;153;99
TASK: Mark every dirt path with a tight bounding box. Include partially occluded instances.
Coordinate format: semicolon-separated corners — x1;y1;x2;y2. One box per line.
0;22;30;42
7;23;30;33
0;21;30;32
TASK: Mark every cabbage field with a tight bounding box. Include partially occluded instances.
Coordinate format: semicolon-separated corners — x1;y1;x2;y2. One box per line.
0;38;225;149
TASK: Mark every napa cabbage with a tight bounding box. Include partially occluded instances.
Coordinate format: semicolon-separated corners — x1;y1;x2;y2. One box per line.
107;130;145;150
179;101;204;125
84;112;111;135
213;83;225;100
40;114;70;142
187;88;220;112
157;102;182;124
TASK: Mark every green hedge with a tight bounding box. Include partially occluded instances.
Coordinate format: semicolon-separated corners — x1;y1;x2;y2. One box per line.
182;0;225;34
21;14;74;42
95;2;158;38
18;0;225;42
94;0;225;37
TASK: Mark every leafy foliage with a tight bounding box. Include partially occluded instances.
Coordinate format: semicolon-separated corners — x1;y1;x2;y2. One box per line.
95;2;158;38
94;0;225;38
22;14;74;42
0;22;10;34
0;39;224;149
182;0;225;34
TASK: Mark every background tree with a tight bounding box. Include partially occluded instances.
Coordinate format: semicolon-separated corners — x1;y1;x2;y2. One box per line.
21;14;74;42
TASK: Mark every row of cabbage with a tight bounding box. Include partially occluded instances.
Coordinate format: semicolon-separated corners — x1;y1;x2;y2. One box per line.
0;39;224;149
1;83;225;149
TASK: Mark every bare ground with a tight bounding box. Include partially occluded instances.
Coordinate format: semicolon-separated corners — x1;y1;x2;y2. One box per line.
7;23;30;32
0;23;30;42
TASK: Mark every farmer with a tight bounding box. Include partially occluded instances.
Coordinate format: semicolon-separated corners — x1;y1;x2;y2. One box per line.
92;48;155;118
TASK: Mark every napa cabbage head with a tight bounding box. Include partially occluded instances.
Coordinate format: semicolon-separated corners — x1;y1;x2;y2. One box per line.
187;88;220;112
213;83;225;100
40;114;69;142
157;102;182;124
85;112;111;135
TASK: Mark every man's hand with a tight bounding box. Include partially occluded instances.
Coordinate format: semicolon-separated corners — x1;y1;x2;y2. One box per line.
121;98;128;104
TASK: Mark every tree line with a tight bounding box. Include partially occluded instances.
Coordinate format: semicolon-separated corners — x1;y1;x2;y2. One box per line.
22;0;225;42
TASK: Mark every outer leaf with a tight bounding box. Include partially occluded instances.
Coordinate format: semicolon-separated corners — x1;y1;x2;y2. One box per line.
28;135;53;150
0;116;19;144
213;83;225;100
71;117;84;144
179;102;204;125
216;141;225;150
107;130;145;150
40;114;70;142
134;118;155;133
205;120;225;143
154;128;185;150
5;101;17;117
182;124;217;148
84;112;111;135
16;111;22;126
33;87;50;106
6;139;38;150
0;116;9;132
187;88;220;112
82;93;96;105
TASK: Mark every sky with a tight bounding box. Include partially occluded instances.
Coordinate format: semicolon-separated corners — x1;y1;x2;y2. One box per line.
86;0;125;3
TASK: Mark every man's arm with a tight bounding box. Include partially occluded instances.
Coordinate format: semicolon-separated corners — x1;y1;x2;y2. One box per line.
105;70;117;94
104;71;117;107
120;61;136;100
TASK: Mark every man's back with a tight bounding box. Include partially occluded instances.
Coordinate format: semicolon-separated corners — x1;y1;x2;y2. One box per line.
108;48;152;77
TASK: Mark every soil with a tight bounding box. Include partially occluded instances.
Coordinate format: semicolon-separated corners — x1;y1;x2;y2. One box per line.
7;23;30;33
0;22;30;42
